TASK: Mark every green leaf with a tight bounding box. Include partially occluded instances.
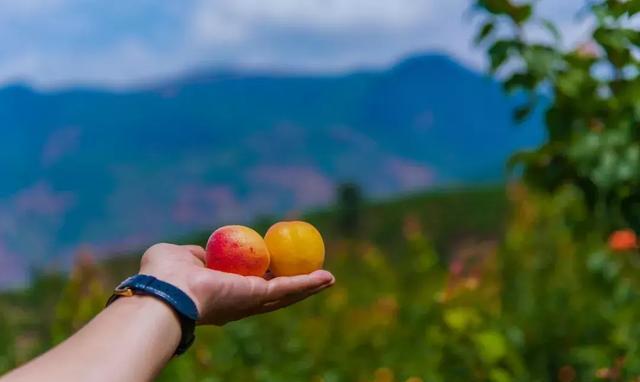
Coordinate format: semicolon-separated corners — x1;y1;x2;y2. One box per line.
510;4;532;24
594;26;633;67
514;103;534;122
541;19;561;43
443;307;480;332
523;44;561;77
488;40;519;72
605;0;640;18
556;68;588;98
476;0;512;15
607;0;629;18
475;21;496;45
504;72;537;92
473;331;507;364
476;0;532;24
628;0;640;16
625;28;640;46
490;368;512;382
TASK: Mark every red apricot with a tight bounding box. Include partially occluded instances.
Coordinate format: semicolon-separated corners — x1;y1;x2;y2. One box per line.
205;225;270;276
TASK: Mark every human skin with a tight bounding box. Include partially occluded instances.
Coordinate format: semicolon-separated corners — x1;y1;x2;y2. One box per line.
1;243;335;382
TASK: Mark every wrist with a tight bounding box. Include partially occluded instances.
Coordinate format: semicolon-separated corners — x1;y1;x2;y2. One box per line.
108;295;181;354
138;267;203;313
111;293;181;326
108;274;199;355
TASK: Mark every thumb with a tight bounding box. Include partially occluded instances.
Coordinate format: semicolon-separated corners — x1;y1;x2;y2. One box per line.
264;270;335;302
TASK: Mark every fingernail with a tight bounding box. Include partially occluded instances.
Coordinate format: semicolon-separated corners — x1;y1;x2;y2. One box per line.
313;270;334;284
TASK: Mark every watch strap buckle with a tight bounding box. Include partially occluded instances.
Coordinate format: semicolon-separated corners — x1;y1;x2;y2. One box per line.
114;286;134;297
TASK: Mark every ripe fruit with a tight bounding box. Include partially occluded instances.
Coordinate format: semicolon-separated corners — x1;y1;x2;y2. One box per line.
608;229;638;252
264;221;325;276
205;225;270;276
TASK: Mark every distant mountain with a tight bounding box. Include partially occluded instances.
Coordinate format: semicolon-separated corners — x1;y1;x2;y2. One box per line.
0;53;544;287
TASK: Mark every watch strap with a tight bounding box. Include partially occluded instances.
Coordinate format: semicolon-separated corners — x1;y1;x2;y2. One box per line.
107;274;199;355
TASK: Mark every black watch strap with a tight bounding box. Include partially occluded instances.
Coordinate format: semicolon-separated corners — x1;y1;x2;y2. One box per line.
106;274;199;355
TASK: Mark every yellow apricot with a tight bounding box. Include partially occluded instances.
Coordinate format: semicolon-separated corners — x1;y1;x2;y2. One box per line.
264;221;325;276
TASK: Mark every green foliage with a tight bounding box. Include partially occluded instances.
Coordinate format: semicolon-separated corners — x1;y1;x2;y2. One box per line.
473;3;640;378
0;188;509;381
475;0;532;25
476;0;640;230
2;185;640;380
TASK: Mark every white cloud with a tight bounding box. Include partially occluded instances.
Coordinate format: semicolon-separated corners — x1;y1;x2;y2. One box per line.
186;0;476;73
0;38;189;88
191;0;434;40
186;0;438;67
0;0;590;88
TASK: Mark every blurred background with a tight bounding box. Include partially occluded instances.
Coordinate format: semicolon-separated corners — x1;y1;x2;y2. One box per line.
2;0;640;381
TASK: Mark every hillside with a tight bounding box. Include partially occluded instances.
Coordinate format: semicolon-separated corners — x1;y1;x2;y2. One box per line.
0;185;516;380
87;186;507;286
0;186;506;350
0;53;540;287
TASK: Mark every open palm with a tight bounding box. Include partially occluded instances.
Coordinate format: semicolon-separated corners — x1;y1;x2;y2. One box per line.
138;243;335;325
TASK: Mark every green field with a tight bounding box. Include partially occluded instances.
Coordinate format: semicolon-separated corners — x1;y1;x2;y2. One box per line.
3;184;637;381
1;187;508;379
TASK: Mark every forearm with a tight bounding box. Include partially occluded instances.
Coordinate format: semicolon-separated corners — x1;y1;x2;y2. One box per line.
2;296;181;382
1;243;334;381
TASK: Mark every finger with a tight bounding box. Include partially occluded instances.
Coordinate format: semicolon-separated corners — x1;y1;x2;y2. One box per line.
264;270;334;302
182;245;206;263
256;282;334;314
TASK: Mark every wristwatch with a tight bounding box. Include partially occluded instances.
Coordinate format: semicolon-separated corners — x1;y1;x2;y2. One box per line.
106;274;199;355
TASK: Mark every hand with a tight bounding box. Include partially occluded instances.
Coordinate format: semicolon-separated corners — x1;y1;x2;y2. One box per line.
138;243;335;325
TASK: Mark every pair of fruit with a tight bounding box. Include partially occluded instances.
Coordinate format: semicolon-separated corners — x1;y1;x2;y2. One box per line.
205;221;325;277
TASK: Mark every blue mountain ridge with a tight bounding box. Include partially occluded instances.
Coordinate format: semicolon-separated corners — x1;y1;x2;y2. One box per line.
0;53;544;286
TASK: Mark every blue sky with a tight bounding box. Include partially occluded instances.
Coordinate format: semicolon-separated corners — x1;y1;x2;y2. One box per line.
0;0;588;89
